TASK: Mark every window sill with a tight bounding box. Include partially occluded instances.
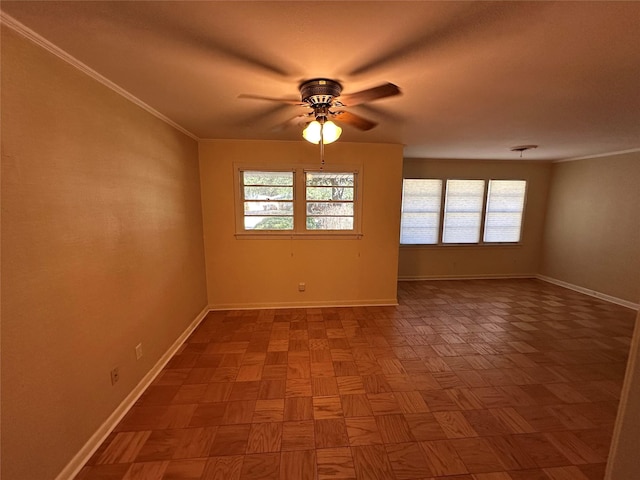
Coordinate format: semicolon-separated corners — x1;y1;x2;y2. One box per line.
400;242;522;249
235;232;364;240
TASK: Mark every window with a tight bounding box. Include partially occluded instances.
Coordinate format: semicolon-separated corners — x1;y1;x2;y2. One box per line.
399;179;442;244
484;180;527;242
306;172;355;230
400;178;527;245
443;179;485;243
242;170;294;230
237;166;360;236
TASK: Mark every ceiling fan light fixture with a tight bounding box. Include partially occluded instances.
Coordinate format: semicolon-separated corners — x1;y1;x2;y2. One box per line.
302;120;342;144
322;121;342;144
510;144;538;158
302;121;321;144
510;144;538;153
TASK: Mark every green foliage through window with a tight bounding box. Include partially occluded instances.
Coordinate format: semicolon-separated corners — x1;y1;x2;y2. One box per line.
305;172;355;231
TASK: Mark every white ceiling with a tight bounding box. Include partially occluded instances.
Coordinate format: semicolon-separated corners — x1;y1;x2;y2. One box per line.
2;1;639;160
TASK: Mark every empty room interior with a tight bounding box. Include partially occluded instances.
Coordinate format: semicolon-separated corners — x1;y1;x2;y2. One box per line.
2;2;640;480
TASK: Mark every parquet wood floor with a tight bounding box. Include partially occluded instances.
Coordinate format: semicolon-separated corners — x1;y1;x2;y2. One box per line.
75;279;636;479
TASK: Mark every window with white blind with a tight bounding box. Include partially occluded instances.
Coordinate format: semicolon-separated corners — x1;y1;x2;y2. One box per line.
443;179;486;243
400;177;527;245
237;166;361;237
400;179;442;244
484;180;527;242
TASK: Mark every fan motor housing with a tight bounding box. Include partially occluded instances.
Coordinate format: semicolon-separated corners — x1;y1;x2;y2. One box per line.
299;78;342;106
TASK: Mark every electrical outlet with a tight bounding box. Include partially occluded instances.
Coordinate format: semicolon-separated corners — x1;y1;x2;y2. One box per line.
135;343;143;360
110;367;120;385
298;282;306;292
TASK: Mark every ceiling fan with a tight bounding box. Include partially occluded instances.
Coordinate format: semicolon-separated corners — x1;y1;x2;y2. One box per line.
239;78;401;143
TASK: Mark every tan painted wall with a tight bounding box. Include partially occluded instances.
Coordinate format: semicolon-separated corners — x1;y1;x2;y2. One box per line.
540;153;640;303
199;140;403;308
398;159;552;279
607;310;640;479
1;28;207;480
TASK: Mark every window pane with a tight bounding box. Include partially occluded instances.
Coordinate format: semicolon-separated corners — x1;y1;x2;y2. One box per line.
244;186;294;200
443;179;485;243
400;179;442;244
306;172;354;187
484;180;526;242
243;171;293;186
244;202;294;216
307;217;354;230
306;186;354;201
245;216;294;230
306;202;354;216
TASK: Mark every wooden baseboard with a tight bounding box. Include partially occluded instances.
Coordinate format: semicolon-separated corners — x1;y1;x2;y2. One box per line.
398;274;536;281
55;305;210;480
536;275;639;310
209;299;399;311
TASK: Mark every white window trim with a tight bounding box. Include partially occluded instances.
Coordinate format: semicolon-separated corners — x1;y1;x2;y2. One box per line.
234;164;363;239
400;177;528;247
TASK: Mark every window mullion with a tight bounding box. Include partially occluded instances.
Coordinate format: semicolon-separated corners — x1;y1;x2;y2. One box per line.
479;179;490;244
295;169;304;233
438;179;446;244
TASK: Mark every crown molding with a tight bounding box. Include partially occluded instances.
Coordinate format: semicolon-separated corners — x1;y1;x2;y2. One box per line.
555;147;640;163
1;11;199;141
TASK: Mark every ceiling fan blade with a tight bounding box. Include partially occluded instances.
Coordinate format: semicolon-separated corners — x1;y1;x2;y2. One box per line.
348;2;548;76
273;113;313;131
332;111;378;131
339;83;401;107
234;103;293;128
356;103;405;124
125;4;296;78
238;94;306;105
